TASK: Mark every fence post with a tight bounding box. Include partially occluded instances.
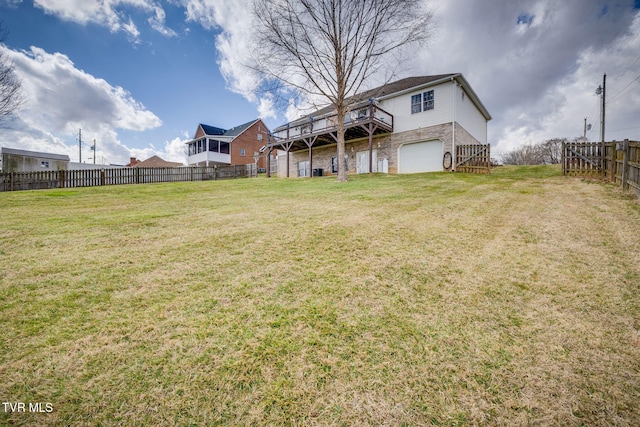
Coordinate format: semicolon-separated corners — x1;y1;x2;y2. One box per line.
621;139;629;191
10;171;14;191
609;142;616;183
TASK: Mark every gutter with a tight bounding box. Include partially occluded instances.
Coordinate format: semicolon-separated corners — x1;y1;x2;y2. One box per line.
451;76;456;171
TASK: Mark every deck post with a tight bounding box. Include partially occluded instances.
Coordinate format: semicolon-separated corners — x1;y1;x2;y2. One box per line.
369;100;374;173
309;143;313;178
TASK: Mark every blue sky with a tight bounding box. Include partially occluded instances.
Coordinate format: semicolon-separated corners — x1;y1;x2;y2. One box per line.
1;0;639;165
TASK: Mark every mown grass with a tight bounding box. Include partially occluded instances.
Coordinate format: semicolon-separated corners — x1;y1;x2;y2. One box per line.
1;166;639;426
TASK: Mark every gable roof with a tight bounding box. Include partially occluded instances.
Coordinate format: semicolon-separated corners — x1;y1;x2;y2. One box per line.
132;155;184;168
223;119;260;138
1;147;70;162
356;74;457;101
275;73;490;131
193;119;263;142
199;124;226;136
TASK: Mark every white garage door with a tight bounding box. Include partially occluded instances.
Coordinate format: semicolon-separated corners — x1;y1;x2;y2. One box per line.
399;140;443;173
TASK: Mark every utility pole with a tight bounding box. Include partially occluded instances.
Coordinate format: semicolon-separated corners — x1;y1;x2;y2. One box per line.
596;74;606;143
583;117;587;139
601;73;606;143
78;129;82;163
92;139;96;164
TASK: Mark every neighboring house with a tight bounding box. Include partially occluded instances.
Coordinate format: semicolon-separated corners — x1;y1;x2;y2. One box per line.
185;119;272;170
132;155;184;168
0;147;70;172
267;74;491;176
126;157;142;167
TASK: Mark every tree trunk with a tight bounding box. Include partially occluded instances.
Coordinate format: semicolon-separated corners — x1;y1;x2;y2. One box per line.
336;108;347;182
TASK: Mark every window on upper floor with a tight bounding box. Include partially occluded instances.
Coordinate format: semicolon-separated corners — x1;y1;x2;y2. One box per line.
240;148;246;156
411;94;422;114
411;90;435;114
423;90;434;111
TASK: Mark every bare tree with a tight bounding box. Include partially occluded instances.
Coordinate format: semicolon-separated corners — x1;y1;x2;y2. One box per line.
0;23;24;128
538;138;564;164
252;0;435;181
502;137;576;165
501;143;544;165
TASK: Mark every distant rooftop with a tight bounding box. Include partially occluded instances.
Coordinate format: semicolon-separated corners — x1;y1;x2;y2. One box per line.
1;147;70;161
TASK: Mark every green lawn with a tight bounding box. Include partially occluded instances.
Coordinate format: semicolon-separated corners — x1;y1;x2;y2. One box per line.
1;166;639;426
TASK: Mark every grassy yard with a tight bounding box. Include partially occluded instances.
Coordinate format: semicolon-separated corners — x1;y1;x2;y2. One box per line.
1;166;639;426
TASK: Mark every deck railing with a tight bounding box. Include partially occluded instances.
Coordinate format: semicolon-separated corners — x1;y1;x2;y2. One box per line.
270;105;393;143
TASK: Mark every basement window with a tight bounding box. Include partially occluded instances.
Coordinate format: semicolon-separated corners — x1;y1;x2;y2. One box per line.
298;160;310;177
331;155;349;174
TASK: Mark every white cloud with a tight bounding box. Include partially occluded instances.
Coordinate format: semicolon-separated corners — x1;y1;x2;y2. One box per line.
257;95;276;121
417;0;640;154
0;0;22;8
178;0;639;150
149;5;177;37
0;45;162;164
33;0;175;40
181;0;274;116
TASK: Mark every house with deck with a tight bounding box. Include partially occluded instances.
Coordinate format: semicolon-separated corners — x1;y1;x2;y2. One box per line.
185;119;272;171
266;74;491;176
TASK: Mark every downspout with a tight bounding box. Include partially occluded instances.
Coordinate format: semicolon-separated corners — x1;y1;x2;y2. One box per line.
451;77;456;171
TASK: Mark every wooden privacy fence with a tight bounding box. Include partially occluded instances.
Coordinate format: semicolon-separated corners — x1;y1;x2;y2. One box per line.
0;164;257;192
455;144;491;174
561;141;603;175
562;139;640;197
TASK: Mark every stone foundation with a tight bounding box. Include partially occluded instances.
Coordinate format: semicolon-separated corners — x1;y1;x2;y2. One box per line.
276;122;482;176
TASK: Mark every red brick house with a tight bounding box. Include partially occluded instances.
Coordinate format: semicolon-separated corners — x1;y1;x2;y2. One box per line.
185;119;272;170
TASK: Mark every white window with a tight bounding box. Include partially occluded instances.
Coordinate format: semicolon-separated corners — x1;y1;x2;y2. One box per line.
298;160;310;177
240;148;246;156
411;94;422;114
331;156;348;174
411;90;435;114
423;90;434;111
41;161;49;168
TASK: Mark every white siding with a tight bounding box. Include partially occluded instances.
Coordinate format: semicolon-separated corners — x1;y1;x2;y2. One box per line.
379;79;488;145
379;82;454;133
456;86;488;144
187;151;231;166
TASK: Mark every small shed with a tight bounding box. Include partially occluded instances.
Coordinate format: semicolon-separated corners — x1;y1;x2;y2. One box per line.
0;147;70;172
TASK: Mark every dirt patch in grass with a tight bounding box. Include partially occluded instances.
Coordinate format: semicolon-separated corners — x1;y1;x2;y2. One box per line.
1;166;639;426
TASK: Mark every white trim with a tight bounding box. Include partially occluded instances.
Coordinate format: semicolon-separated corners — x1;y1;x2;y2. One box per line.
377;74;491;121
452;78;456;171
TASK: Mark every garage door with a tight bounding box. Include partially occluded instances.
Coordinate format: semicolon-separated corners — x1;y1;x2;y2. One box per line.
399;140;443;173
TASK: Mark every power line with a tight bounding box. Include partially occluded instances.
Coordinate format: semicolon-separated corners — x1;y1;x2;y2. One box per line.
604;53;640;96
607;73;640;104
608;125;640;132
